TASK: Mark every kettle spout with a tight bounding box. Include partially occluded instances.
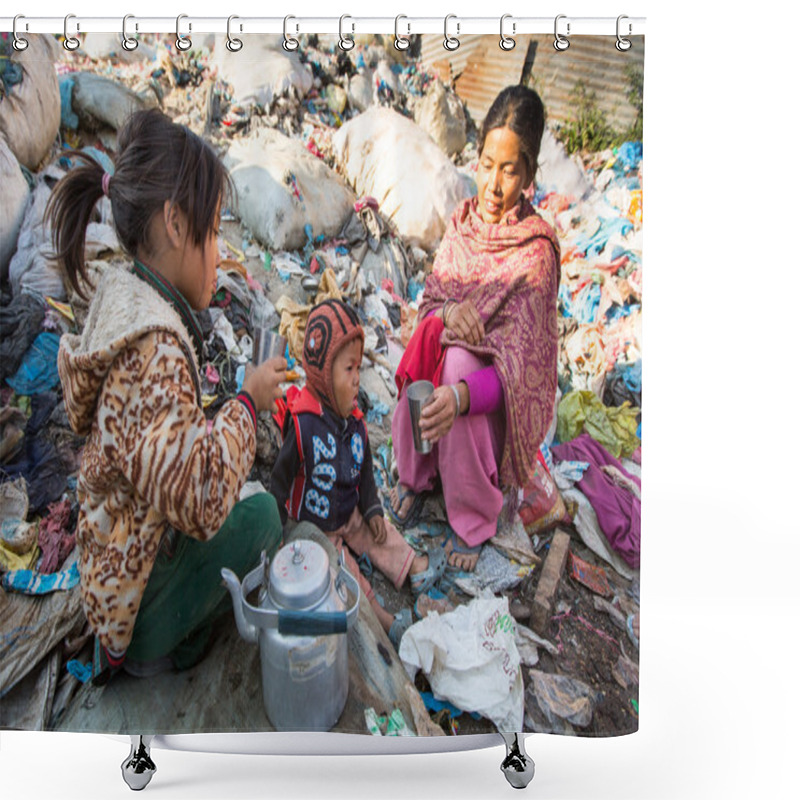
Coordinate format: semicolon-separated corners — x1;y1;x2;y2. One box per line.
221;566;259;645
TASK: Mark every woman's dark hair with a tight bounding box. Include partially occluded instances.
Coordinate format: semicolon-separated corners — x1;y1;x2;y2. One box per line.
478;85;546;185
46;108;231;299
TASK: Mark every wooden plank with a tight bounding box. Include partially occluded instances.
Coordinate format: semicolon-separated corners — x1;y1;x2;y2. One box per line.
529;529;571;635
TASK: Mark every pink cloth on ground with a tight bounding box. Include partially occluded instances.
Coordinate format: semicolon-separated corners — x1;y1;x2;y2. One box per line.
391;346;505;548
326;506;415;602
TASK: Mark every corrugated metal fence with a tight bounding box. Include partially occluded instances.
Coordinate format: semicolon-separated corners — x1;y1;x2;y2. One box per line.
419;34;644;131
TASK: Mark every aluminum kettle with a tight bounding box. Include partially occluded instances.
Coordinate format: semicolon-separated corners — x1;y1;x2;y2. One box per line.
221;539;360;731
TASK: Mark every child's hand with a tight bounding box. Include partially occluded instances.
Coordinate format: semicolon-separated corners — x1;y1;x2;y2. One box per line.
242;357;287;413
369;515;387;545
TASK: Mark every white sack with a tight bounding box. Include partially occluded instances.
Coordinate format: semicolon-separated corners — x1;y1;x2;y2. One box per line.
399;595;524;731
9;165;121;300
71;72;155;131
81;33;157;63
345;73;373;113
212;35;313;108
225;128;355;252
537;128;593;200
332;107;472;251
413;80;467;158
0;35;61;170
0;138;30;278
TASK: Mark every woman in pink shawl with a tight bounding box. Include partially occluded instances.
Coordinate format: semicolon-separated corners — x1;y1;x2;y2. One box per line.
389;86;560;572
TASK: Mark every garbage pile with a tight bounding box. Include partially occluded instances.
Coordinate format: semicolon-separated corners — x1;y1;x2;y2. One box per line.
1;31;641;737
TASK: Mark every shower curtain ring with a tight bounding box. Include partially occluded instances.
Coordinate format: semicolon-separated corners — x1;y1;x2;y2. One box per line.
339;15;355;51
175;14;192;51
63;14;81;51
12;15;29;51
226;15;243;52
500;14;516;50
121;15;139;51
443;14;460;51
554;14;570;51
394;15;410;51
283;16;299;51
616;15;632;51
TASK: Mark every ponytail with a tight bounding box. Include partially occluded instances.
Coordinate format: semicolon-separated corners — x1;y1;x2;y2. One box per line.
45;108;231;302
45;152;109;300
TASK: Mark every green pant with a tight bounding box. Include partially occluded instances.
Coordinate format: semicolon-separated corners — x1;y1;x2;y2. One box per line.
126;493;282;669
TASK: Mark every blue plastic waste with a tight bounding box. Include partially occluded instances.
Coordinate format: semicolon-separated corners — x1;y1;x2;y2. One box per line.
7;332;62;395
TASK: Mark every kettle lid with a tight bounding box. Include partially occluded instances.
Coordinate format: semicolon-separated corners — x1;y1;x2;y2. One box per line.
269;539;331;610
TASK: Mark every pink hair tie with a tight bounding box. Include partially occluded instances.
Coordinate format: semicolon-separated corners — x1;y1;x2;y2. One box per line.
101;172;111;196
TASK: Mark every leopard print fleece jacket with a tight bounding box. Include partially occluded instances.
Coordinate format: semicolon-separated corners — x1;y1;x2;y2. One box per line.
58;265;256;656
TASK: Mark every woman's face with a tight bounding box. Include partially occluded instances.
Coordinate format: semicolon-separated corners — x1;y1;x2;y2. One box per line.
476;126;530;224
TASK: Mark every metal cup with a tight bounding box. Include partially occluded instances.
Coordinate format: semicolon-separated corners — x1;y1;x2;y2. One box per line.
407;380;434;454
252;328;287;366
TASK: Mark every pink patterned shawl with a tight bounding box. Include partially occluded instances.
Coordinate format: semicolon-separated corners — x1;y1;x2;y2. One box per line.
419;195;560;488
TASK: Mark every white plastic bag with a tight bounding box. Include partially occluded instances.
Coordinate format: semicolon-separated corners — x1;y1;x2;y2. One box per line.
399;594;524;731
225;128;355;251
0;138;29;278
212;35;313;108
332;107;472;252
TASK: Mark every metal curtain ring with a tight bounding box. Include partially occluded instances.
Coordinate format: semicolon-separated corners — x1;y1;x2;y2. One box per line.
339;15;354;51
121;15;139;51
554;14;570;51
63;14;80;51
175;14;192;51
443;14;460;51
499;14;515;50
394;14;410;51
616;15;632;51
283;15;299;51
226;15;243;52
12;15;29;51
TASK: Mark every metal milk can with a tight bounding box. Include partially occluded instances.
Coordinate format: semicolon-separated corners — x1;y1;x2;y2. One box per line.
221;539;360;731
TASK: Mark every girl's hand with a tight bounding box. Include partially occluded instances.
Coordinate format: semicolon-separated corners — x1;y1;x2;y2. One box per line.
369;515;387;545
241;357;287;413
419;384;463;444
445;299;484;345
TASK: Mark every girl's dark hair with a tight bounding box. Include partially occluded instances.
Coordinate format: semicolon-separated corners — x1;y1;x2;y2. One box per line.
46;108;231;299
478;85;546;185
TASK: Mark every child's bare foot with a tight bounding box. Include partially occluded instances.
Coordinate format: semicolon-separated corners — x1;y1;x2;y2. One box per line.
443;532;482;572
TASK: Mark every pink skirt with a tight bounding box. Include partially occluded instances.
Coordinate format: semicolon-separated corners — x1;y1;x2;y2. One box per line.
391;346;505;548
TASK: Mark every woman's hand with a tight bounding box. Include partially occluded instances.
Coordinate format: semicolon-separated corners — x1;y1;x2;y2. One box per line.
369;515;388;545
444;299;484;345
419;383;466;444
241;357;286;413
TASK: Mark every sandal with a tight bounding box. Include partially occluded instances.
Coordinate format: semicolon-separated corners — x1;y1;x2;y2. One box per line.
409;545;447;597
443;530;483;571
388;608;412;649
386;485;425;530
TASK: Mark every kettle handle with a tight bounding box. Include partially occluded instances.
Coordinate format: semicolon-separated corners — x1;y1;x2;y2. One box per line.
276;553;361;636
278;609;347;636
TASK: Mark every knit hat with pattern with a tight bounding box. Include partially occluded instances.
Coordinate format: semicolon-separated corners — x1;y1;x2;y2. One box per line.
303;299;364;410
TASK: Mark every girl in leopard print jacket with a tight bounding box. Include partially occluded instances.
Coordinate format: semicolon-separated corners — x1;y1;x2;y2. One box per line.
48;109;285;679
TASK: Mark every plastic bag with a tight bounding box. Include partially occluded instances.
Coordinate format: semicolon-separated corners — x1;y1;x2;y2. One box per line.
399;594;524;731
0;138;29;278
519;459;570;536
556;390;640;459
332;107;472;252
225;128;355;251
413;80;467;158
